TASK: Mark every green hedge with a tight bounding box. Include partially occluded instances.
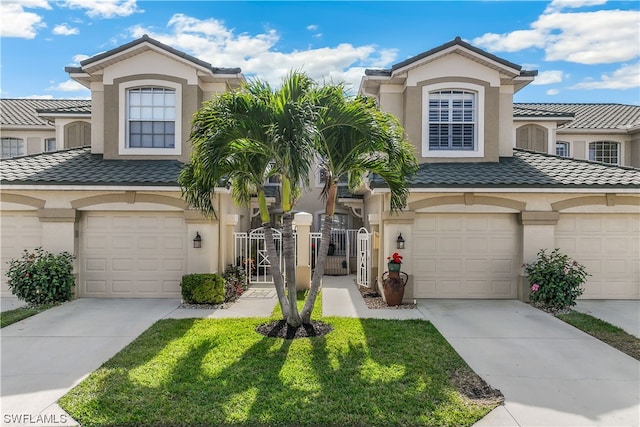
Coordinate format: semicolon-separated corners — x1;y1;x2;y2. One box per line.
180;274;225;304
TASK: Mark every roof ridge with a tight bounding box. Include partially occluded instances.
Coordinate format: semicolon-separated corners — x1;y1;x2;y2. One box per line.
513;148;640;171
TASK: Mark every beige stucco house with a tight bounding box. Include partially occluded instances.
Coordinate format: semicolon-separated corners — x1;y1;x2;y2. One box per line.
359;37;639;300
1;35;639;301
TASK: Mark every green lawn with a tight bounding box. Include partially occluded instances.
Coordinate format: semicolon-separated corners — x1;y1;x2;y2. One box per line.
557;311;640;361
1;305;52;328
59;313;501;426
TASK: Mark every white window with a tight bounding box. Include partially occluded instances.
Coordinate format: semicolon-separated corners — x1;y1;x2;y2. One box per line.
422;83;484;158
128;87;175;149
556;141;569;157
428;90;475;150
45;138;56;152
1;137;25;159
119;80;181;156
589;141;619;165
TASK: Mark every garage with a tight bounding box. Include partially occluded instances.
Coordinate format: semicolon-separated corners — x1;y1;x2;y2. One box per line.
555;214;639;299
413;213;521;298
79;211;187;298
0;212;42;296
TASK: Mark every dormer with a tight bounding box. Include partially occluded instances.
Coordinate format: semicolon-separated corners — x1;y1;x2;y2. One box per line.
360;37;537;163
66;35;244;161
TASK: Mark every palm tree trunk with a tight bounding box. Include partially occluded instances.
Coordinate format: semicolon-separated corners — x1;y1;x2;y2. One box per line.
301;183;337;323
282;212;302;327
263;223;290;319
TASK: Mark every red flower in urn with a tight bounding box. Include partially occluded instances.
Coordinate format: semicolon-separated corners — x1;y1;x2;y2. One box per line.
387;252;403;264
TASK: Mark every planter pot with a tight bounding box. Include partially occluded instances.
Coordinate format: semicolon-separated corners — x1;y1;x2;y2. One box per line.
382;271;408;306
388;262;401;272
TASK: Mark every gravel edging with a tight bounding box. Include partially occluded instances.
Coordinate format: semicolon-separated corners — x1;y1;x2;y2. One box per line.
357;284;416;309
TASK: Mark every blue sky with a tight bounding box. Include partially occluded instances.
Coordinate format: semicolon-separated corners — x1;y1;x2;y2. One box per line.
1;0;639;104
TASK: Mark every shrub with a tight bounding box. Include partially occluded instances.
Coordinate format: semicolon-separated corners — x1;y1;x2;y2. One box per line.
5;247;76;306
181;274;225;304
524;248;589;311
223;264;248;302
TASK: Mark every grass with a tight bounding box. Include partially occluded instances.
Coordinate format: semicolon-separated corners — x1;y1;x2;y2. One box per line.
59;292;500;427
557;311;640;361
1;305;53;328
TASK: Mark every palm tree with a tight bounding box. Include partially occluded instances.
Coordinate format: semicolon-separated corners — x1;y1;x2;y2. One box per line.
179;72;317;327
299;85;418;323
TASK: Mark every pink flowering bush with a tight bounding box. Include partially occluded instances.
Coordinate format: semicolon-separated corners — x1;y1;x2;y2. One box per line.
524;248;588;311
6;248;75;306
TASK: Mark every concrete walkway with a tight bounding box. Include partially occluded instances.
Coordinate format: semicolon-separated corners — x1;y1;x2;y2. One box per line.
1;298;180;426
573;300;640;338
417;299;640;427
0;297;26;312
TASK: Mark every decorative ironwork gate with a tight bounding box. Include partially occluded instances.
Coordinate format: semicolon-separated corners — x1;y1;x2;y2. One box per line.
356;227;371;288
233;228;283;285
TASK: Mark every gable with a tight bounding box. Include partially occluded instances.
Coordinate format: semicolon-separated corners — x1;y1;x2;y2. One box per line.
103;50;200;85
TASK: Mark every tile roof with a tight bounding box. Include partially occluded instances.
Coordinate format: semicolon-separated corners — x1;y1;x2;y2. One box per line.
371;149;640;189
1;99;91;127
0;147;182;186
67;34;241;75
514;103;640;130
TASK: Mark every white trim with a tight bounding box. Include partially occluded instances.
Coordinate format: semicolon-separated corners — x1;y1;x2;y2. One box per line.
119;79;182;156
0;185;232;193
371;187;640;194
422;82;485;158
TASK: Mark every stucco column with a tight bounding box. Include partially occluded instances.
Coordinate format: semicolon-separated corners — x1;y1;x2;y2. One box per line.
224;214;239;270
184;210;218;274
38;209;76;254
519;211;560;300
293;212;312;289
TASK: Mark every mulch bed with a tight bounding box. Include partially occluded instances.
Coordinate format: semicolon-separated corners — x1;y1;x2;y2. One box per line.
256;319;333;339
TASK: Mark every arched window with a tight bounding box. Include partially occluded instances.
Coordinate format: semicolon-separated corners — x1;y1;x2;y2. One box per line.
556;141;569;157
589;141;619;165
1;137;25;158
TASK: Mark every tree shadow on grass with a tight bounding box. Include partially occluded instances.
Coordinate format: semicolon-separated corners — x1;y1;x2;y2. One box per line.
60;317;498;426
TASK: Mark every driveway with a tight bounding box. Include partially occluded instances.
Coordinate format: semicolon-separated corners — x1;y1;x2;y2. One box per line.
1;298;180;426
417;300;640;427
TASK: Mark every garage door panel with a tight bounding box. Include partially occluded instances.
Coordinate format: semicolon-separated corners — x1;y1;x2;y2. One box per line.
80;211;186;298
556;214;639;299
413;214;519;299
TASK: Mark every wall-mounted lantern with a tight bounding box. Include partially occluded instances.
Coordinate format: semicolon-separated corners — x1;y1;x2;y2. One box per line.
396;233;405;250
193;232;202;249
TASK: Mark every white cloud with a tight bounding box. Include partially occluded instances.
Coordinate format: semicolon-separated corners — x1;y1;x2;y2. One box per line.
128;14;397;92
306;25;318;31
0;1;49;39
546;88;560;95
47;79;88;92
531;70;564;85
23;94;54;99
62;0;141;18
473;8;640;65
72;54;90;64
571;62;640;90
544;0;607;13
53;24;79;35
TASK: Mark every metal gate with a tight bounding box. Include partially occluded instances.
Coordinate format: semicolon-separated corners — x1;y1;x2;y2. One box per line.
356;227;371;287
234;228;283;285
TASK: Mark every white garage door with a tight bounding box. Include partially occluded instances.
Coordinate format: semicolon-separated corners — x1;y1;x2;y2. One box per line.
0;212;42;297
414;214;520;298
80;211;187;298
555;214;639;299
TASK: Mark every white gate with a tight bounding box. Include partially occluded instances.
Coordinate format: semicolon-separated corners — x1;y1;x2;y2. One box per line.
233;228;284;285
356;227;371;288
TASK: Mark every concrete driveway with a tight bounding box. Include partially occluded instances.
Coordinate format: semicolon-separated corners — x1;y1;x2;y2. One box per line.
1;298;180;426
418;300;640;427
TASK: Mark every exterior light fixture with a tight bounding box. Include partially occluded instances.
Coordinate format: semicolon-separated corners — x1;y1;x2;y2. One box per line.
396;233;405;250
193;232;202;249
